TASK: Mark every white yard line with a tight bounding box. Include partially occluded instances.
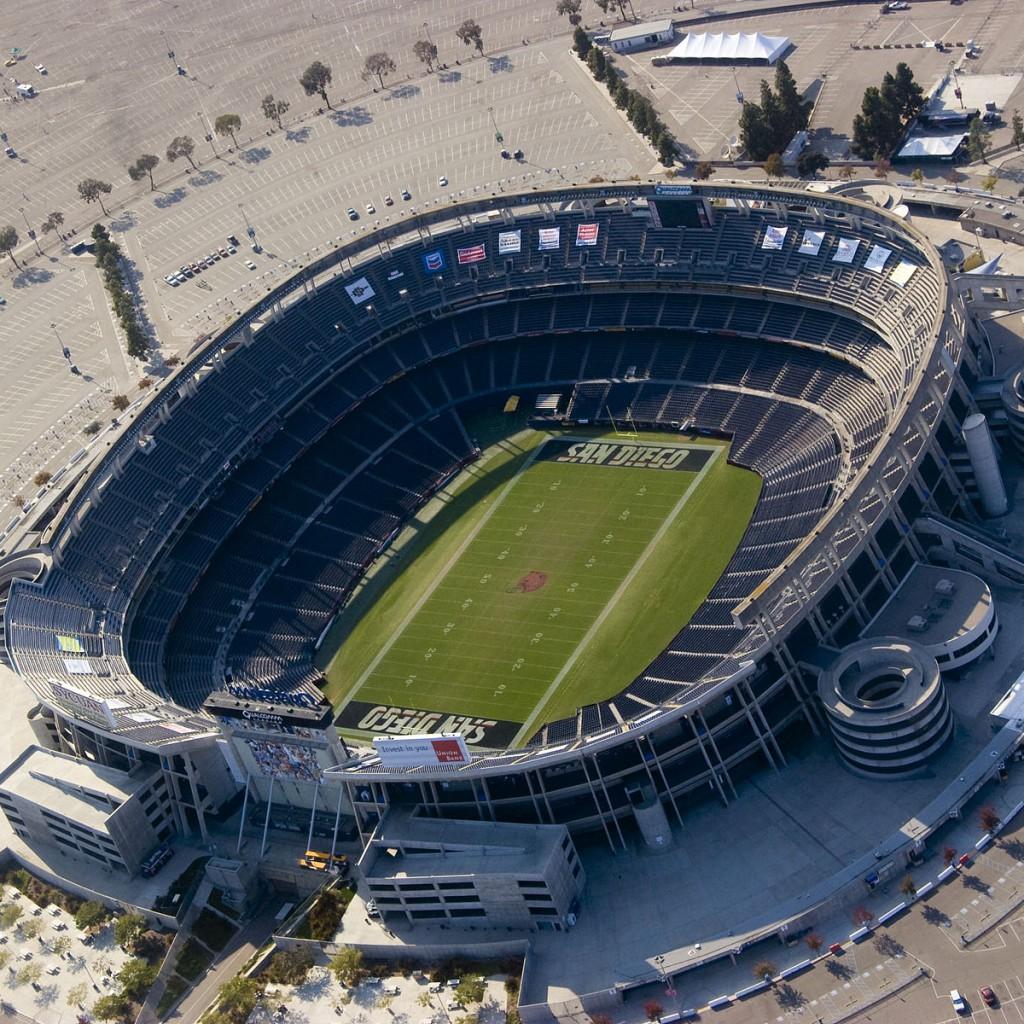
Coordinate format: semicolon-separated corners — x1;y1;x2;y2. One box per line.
339;436;551;705
512;445;722;745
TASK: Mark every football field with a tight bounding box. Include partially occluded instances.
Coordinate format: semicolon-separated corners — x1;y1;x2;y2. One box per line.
321;430;761;747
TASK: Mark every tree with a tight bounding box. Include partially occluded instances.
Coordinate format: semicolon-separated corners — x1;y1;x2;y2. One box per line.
838;164;856;181
805;933;823;953
261;94;290;129
586;45;608;81
797;150;829;177
217;977;262;1020
753;959;777;982
92;994;131;1022
16;961;42;985
763;152;784;178
117;957;158;1000
900;874;917;897
115;911;146;952
967;116;992;163
657;132;677;166
413;40;439;72
983;173;998;192
851;85;902;160
572;26;591;59
454;975;486;1006
456;19;485;57
595;0;638;21
1013;109;1024;150
21;917;43;939
112;393;130;411
78;177;113;215
886;62;924;121
943;846;957;866
67;982;90;1007
643;1001;663;1022
362;52;397;89
980;805;1001;832
911;166;924;184
74;900;107;932
214;113;242;149
52;935;72;956
299;61;333;109
166;135;198;170
41;210;65;240
128;153;160;190
33;470;52;487
774;60;808;139
694;161;715;180
329;947;365;987
0;225;20;269
0;902;22;929
851;905;874;926
874;156;891;179
739;101;772;161
556;0;584;25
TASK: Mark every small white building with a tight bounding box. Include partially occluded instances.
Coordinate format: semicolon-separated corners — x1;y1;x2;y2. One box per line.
609;19;675;53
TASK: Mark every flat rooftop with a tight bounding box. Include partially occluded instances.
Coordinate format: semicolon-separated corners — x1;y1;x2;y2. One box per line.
864;562;991;647
610;19;673;42
0;746;154;830
364;808;564;879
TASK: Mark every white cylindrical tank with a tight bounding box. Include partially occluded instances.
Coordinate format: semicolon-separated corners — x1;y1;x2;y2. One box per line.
963;412;1008;517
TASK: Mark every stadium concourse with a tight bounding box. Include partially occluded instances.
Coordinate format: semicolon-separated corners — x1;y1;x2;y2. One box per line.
1;179;1023;1000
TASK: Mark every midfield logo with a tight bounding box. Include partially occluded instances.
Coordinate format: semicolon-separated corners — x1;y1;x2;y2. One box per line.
549;440;708;471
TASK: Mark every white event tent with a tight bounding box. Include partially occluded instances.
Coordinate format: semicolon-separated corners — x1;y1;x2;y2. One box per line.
665;32;791;65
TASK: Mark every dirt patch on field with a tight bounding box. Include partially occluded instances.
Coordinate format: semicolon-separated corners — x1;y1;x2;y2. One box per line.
516;570;548;593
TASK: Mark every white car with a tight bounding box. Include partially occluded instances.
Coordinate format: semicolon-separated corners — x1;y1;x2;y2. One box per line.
365;202;376;214
34;64;47;74
438;175;448;187
244;259;257;270
383;195;393;206
164;274;180;286
950;990;967;1015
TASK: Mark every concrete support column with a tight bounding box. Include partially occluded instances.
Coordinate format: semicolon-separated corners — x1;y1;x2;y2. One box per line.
963;412;1008;517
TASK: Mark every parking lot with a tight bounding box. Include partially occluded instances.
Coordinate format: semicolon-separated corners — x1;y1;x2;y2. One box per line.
611;0;1024;160
0;883;133;1020
0;0;653;508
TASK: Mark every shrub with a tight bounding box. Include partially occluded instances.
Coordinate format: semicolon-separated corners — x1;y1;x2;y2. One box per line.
174;938;214;981
74;900;109;932
299;885;353;940
193;908;237;952
261;949;314;986
330;946;365;986
33;471;52;487
83;421;102;436
643;1001;663;1021
112;394;130;411
138;376;153;389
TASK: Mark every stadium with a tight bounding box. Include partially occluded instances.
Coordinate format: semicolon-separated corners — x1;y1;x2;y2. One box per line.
0;180;990;842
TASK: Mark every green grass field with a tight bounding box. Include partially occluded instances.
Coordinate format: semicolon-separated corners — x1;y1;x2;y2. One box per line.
319;426;761;747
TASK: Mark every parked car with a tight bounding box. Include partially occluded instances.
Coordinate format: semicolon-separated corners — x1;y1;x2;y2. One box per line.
438;175;448;187
365;202;376;214
164;274;180;286
4;146;16;158
244;259;257;270
34;64;47;74
950;990;967;1015
401;187;412;200
383;194;393;206
346;208;358;220
980;987;997;1007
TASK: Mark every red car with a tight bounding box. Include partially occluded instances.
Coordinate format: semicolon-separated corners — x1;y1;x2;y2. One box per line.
980;987;997;1007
